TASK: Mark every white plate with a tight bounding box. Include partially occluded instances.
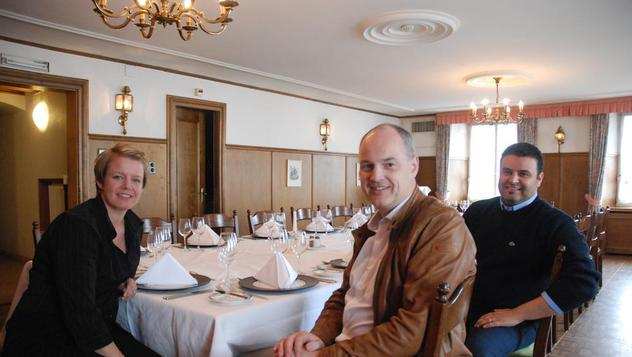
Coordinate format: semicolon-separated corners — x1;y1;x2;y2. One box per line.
208;291;252;306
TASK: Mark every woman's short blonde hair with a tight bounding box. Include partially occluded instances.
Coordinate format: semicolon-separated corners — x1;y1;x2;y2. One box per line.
94;143;147;192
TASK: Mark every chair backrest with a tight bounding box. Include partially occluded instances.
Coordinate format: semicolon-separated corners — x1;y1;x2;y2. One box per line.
204;210;239;237
0;260;32;352
247;208;284;235
576;215;596;242
422;275;475;356
531;244;566;357
327;205;353;219
142;217;172;246
32;221;42;250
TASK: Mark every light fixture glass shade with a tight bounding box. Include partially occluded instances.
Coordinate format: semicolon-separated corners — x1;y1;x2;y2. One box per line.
32;100;49;131
554;126;566;144
115;90;133;112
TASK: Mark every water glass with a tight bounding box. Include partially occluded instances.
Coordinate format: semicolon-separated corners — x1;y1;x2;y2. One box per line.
192;216;205;249
218;232;238;290
290;231;309;273
269;228;288;254
178;218;192;250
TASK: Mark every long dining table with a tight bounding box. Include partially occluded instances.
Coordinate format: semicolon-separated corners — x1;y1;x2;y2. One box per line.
117;232;352;357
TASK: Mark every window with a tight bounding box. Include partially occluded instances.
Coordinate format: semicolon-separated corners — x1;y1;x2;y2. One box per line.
468;124;517;201
617;115;632;206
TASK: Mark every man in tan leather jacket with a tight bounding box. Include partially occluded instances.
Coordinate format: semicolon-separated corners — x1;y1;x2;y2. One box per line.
274;124;476;357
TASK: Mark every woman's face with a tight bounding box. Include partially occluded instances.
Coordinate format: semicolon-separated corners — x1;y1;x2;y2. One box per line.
97;155;145;215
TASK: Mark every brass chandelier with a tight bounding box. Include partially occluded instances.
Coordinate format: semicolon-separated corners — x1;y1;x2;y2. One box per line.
469;76;525;125
92;0;239;41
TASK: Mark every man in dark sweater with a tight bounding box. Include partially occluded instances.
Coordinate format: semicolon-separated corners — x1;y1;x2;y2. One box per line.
463;142;600;357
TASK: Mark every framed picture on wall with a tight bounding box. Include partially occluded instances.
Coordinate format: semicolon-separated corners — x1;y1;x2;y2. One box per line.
287;160;302;187
356;162;361;186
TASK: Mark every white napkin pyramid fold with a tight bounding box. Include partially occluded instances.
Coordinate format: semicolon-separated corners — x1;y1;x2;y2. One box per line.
136;253;197;287
345;211;369;227
254;252;298;289
306;216;334;232
187;224;220;246
255;218;282;238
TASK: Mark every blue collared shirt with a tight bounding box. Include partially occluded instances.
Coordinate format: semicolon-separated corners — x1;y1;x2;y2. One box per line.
499;193;563;314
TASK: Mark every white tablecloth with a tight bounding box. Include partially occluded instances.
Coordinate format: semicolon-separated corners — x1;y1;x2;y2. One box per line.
117;232;353;356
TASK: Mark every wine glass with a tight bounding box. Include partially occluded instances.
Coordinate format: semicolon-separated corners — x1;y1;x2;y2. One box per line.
343;220;358;246
150;229;163;262
159;227;171;253
269;228;288;254
192;216;205;249
290;231;309;273
218;232;238;290
178;218;192;250
274;212;286;229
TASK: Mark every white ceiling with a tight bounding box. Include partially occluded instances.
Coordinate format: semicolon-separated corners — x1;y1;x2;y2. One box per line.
1;0;632;117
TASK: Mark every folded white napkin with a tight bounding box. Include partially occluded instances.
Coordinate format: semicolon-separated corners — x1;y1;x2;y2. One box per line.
188;224;220;246
306;216;334;232
418;186;431;195
345;211;369;227
136;253;197;287
254;252;298;289
255;218;282;238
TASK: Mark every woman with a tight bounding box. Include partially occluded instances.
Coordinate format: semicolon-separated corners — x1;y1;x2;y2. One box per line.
4;144;160;356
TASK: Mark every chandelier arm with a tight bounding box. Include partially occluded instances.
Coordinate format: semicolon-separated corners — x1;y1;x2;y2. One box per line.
139;23;155;38
99;15;134;30
190;7;233;25
178;29;193;41
92;0;140;19
198;22;228;35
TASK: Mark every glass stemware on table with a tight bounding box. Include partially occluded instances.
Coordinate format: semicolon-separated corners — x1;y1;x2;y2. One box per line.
178;218;192;250
289;231;309;273
217;232;238;290
192;216;205;249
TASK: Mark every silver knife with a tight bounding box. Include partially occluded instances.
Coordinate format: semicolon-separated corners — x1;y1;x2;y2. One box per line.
215;289;268;300
163;288;213;300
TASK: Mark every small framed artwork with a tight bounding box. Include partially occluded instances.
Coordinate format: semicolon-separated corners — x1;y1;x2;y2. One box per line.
287;160;302;187
356;162;361;186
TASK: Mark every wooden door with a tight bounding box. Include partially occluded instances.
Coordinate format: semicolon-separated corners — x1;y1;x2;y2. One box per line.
176;107;206;218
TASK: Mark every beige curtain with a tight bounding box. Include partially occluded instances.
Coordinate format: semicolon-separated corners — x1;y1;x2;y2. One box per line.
517;118;537;144
435;124;451;199
587;113;610;210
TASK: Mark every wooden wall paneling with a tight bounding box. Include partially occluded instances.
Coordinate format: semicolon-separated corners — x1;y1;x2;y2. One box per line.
345;156;366;208
559;153;589;216
447;159;468;201
606;209;632;254
87;137;168;219
272;152;312;212
539;154;561;207
417;156;436;194
223;148;272;235
313;155;346;210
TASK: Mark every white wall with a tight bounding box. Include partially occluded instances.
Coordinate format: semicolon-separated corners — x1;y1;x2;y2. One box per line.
1;40;398;154
536;116;590;153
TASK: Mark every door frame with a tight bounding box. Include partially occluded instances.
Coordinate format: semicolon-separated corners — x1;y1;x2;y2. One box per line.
0;67;88;207
167;95;225;219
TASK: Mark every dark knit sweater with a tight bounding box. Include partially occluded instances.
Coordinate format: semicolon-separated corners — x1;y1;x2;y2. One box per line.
463;196;599;322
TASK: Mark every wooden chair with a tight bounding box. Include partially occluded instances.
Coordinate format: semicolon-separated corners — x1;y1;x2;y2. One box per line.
0;260;33;353
247;208;285;235
142;217;172;246
510;245;566;357
32;221;43;250
422;275;475;356
203;210;239;237
326;204;354;227
290;207;313;230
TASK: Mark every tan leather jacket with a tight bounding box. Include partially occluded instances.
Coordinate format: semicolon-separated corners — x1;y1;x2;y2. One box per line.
311;189;476;357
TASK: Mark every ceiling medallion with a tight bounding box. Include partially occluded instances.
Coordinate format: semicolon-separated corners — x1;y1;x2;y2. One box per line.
92;0;238;41
362;10;460;46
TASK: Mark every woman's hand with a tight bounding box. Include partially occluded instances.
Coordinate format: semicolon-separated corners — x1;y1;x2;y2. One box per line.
119;277;137;301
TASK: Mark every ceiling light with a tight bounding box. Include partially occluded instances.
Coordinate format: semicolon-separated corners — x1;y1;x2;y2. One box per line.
92;0;239;41
468;76;526;125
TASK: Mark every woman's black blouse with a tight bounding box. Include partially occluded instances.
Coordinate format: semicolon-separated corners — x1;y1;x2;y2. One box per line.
5;195;142;353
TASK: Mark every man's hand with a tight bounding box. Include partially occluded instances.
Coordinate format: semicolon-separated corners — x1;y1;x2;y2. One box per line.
118;277;137;301
273;331;325;357
474;308;523;328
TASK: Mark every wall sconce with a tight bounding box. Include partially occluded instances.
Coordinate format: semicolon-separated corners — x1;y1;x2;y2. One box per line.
114;85;133;135
32;91;49;132
320;118;331;151
554;125;566;153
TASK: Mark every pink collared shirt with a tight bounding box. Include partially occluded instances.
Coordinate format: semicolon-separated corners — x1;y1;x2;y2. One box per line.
336;193;413;341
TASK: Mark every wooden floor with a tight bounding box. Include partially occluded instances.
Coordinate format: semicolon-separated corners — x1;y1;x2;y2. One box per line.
1;253;631;355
